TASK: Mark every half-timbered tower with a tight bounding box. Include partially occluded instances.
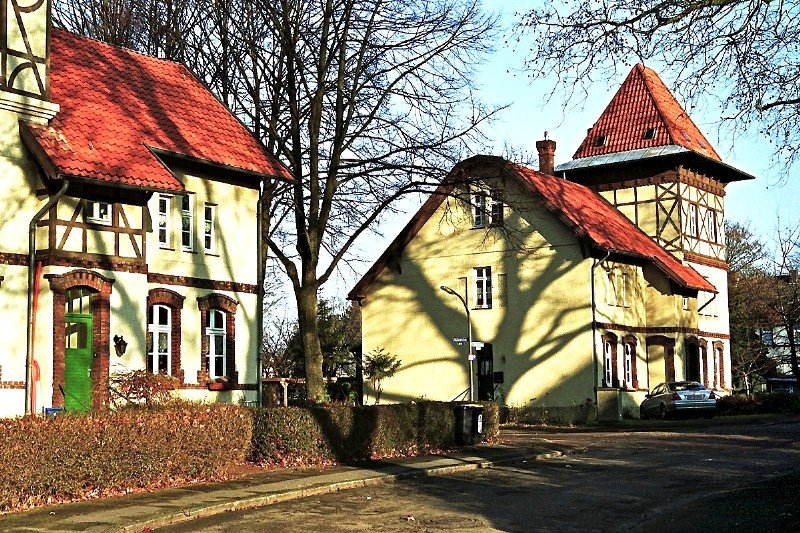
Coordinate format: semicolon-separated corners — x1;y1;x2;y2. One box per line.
555;64;751;397
0;0;290;416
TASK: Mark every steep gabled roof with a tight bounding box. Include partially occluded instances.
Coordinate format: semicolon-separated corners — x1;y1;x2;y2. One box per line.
573;64;720;161
348;156;715;300
21;29;292;192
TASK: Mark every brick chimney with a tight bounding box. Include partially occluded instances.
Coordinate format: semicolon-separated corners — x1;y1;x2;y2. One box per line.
536;135;556;176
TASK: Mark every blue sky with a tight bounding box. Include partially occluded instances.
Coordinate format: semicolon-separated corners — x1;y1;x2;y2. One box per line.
324;1;799;301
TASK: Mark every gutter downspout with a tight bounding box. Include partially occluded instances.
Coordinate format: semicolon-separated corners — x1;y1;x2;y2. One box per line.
26;179;69;415
255;180;265;407
590;250;612;420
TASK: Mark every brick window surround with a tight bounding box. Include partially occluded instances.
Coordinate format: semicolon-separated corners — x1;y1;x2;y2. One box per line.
197;293;237;384
622;335;640;389
713;341;726;389
45;269;114;410
147;288;185;383
646;335;676;382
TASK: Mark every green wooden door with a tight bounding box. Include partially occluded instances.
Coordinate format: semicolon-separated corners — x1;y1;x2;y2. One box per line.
64;314;93;412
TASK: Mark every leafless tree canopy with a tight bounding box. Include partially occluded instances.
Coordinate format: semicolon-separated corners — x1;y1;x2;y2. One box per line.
521;0;800;170
55;0;501;401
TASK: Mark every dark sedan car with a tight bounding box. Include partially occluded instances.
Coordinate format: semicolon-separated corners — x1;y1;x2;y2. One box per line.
640;381;717;419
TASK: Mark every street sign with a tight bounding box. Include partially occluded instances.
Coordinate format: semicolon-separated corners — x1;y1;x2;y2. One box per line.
453;337;468;343
471;341;485;349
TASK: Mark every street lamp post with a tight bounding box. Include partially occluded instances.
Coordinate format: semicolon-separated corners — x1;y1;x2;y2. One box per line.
440;284;474;402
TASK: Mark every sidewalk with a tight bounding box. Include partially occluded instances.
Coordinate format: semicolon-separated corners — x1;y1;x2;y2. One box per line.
0;433;570;532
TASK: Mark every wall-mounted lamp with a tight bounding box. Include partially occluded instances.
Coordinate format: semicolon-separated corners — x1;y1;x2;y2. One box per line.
113;335;128;357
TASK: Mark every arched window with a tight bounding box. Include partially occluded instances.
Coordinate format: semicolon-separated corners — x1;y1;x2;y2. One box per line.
602;333;618;387
147;304;172;374
622;335;639;390
206;309;227;380
147;288;185;381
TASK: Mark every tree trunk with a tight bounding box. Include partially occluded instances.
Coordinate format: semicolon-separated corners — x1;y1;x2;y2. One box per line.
297;284;325;402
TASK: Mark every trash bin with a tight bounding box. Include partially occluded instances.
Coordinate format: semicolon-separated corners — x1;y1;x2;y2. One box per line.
454;404;485;445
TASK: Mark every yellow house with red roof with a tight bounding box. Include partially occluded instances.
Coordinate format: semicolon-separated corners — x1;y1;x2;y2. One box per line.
0;1;289;416
349;65;751;421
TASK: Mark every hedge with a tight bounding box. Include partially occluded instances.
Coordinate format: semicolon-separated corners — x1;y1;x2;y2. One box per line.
0;404;251;511
717;392;800;416
251;401;499;464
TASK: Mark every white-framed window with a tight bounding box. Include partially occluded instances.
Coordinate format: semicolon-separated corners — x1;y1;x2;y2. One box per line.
489;192;504;226
471;192;487;227
710;210;719;243
204;203;216;253
715;346;724;389
687;203;698;238
147;304;171;374
157;194;171;248
85;201;111;225
605;269;617;306
620;271;628;307
181;194;194;251
603;340;614;387
623;342;633;389
474;266;492;309
206;308;226;380
683;297;689;310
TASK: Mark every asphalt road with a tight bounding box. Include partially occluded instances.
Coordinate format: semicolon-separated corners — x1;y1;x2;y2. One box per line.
161;421;800;532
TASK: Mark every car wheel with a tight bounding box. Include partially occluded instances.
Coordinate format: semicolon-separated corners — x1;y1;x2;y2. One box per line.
659;404;668;420
640;405;648;420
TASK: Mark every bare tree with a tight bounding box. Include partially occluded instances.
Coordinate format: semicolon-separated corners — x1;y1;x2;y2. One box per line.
56;0;501;402
520;1;800;172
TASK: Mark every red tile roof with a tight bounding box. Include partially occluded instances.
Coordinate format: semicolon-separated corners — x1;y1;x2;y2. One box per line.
573;64;720;161
21;29;291;191
349;156;715;299
510;163;715;293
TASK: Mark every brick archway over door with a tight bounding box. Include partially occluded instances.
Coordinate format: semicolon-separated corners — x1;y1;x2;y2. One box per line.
46;269;114;410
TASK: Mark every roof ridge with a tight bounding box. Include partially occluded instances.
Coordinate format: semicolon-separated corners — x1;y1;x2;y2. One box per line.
52;27;192;73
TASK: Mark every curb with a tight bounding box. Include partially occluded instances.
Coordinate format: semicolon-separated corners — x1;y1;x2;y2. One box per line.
122;449;570;532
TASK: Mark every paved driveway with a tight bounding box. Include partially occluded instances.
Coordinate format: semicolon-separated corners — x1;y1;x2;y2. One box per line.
161;421;800;532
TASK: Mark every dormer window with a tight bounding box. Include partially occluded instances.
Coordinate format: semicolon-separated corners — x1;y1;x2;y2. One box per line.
642;127;657;140
680;130;691;142
85;201;111;225
593;135;607;147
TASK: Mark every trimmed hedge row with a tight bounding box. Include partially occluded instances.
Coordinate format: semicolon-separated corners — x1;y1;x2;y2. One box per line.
0;404;251;511
717;392;800;416
0;401;497;512
251;401;499;463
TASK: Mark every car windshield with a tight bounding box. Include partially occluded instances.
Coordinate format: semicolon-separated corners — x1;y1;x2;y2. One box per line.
669;382;705;391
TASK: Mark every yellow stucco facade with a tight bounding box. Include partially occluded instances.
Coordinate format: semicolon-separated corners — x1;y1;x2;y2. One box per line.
357;157;733;421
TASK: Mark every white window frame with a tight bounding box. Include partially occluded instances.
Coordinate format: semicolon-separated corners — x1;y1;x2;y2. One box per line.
148;304;172;375
471;192;487;228
204;203;216;253
157;194;172;248
715;347;724;389
206;309;227;380
683;297;689;310
489;192;504;226
86;201;112;225
474;266;492;309
687;203;698;238
603;341;614;387
605;270;617;306
623;342;633;389
710;210;719;243
181;193;194;252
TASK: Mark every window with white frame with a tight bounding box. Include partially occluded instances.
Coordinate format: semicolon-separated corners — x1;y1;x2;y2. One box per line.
85;201;111;225
474;266;492;309
147;304;171;374
710;210;719;243
204;203;216;253
620;271;628;307
489;192;504;226
181;194;194;251
471;192;487;227
623;342;633;388
683;297;689;310
206;309;227;380
603;340;614;387
605;269;617;306
687;203;698;238
157;194;171;248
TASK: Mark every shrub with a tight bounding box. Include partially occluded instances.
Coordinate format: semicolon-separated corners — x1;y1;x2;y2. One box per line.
717;392;800;416
107;370;179;408
251;401;499;464
0;404;251;511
